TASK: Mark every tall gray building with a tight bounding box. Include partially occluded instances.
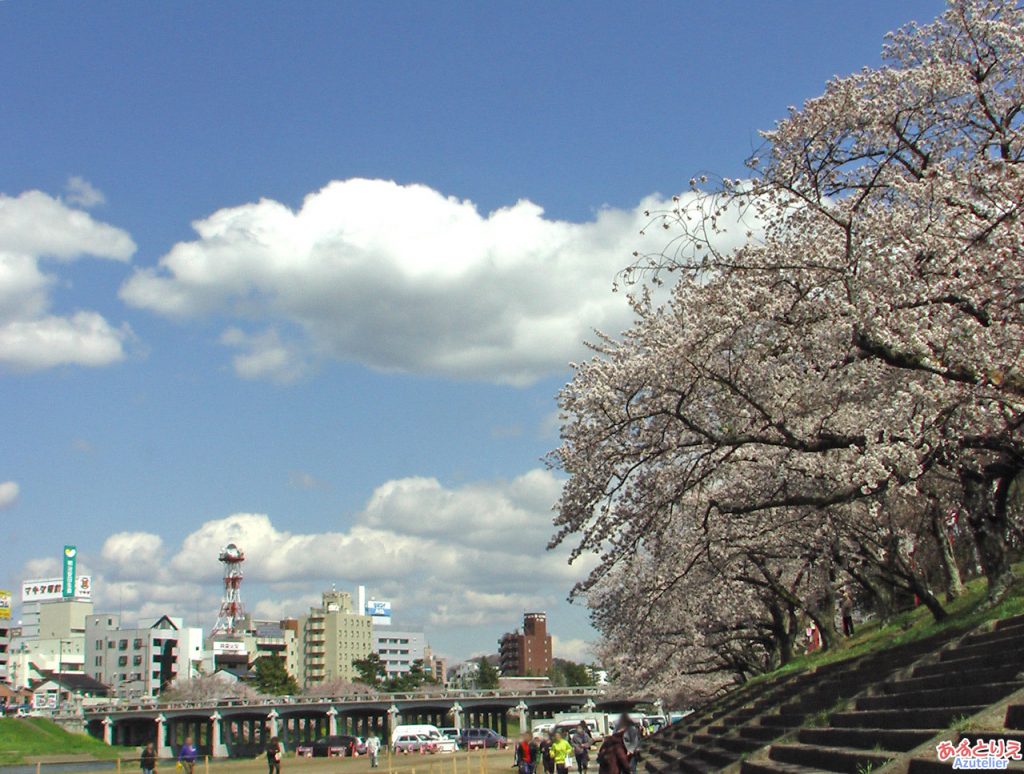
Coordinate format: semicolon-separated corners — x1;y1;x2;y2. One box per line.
85;614;188;698
373;630;426;676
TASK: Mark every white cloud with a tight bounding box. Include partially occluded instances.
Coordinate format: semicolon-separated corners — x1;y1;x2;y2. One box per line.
552;635;593;663
120;179;750;385
221;327;308;383
22;469;593;657
0;191;133;262
64;177;106;209
0;480;20;509
0;189;136;371
288;471;326;490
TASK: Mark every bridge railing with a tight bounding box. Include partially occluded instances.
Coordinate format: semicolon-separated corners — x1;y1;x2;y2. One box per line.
83;686;607;715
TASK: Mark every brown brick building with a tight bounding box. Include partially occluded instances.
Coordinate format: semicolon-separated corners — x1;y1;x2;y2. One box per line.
498;612;552;676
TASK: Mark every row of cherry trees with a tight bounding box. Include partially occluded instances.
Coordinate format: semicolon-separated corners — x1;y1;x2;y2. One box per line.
550;0;1024;702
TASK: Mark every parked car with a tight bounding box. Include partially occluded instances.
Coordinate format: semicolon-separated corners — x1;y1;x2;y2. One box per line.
439;727;461;742
458;728;509;749
432;737;458;754
295;735;360;757
394;733;436;754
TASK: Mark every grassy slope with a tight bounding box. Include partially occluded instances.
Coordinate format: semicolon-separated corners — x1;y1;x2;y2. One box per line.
746;560;1024;687
0;717;134;765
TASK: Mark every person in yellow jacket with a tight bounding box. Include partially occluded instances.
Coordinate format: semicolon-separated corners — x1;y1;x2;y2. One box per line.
549;732;574;774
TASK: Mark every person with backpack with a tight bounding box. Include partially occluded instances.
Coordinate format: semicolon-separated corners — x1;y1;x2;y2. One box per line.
266;736;283;774
570;722;592;774
596;727;630;774
617;715;640;774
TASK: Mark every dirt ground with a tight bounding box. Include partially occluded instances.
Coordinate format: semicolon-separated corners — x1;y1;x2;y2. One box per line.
63;748;514;774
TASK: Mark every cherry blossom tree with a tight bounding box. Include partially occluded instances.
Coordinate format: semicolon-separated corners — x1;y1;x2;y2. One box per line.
552;0;1023;696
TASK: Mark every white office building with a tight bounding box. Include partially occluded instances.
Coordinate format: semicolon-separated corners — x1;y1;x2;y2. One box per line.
85;614;202;698
373;630;427;676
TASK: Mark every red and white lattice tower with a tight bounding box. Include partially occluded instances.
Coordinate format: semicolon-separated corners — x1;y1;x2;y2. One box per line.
211;543;246;636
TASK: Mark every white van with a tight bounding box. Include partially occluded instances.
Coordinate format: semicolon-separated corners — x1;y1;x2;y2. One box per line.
390;724;444;747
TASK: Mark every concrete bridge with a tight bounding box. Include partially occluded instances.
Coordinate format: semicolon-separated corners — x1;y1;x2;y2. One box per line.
83;687;646;758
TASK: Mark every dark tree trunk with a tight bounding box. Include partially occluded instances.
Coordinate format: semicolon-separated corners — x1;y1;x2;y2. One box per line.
962;470;1015;604
930;505;964;599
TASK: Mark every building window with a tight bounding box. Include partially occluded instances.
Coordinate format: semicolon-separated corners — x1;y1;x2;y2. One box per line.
94;656;102;666
118;656;128;667
95;640;103;650
107;641;115;649
152;670;160;680
133;655;143;666
118;639;128;650
133;638;143;649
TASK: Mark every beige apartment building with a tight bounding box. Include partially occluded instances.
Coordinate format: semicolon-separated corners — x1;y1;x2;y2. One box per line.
298;589;372;686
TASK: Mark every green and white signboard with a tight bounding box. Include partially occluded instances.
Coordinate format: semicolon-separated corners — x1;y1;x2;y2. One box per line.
62;545;77;598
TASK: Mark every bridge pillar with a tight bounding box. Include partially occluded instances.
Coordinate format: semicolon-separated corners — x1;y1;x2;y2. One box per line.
102;717;113;746
387;705;399;738
210;713;227;758
326;707;338;736
449;703;463;733
515;702;528;735
267;710;279;740
155;714;171;759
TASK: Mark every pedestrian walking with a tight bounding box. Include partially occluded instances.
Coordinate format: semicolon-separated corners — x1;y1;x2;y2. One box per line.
841;591;855;637
549;732;573;774
514;732;538;774
140;742;157;774
596;726;630;774
617;715;640;774
366;731;382;768
538;732;555;774
570;722;592;774
177;737;197;774
266;736;282;774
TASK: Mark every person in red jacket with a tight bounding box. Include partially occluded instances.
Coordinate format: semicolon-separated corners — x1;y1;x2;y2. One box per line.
514;732;538;774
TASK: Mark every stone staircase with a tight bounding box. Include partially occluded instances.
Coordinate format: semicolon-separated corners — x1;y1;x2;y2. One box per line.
739;614;1024;774
903;701;1024;772
643;629;961;774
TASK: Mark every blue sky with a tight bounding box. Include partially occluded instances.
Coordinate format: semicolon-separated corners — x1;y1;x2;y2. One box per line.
1;0;944;663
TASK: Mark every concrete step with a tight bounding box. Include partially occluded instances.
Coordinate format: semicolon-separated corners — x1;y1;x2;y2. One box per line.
960;731;1024;746
740;726;784;742
913;652;1021;678
908;757;1024;772
1007;705;1024;730
939;635;1024;663
995;614;1024;632
759;712;806;728
741;762;823;774
855;682;1023;710
678;758;718;774
961;625;1024;648
693;744;737;768
830;705;987;728
878;666;1015;694
717;735;765;755
797;726;941;751
769;742;892;773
